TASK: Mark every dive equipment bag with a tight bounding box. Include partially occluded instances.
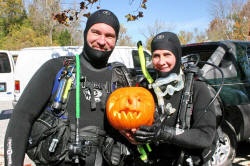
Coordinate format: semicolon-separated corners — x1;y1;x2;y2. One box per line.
26;57;75;165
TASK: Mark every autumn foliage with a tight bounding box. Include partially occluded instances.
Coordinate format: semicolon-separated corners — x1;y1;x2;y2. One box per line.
52;0;148;25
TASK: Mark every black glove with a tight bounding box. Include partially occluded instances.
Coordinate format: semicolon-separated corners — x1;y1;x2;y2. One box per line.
156;125;175;142
134;124;175;144
103;137;130;165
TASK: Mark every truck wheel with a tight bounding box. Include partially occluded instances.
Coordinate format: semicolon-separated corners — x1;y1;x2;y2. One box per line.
210;125;237;166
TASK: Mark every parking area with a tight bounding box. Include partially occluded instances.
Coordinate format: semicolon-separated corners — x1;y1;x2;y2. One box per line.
0;108;249;165
233;142;250;165
0;101;34;166
0;101;13;112
0;118;35;166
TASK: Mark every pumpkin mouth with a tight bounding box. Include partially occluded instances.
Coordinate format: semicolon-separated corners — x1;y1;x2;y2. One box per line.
117;109;141;119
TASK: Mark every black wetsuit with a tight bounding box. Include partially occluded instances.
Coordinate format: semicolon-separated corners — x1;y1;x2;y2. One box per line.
127;80;217;166
4;55;129;166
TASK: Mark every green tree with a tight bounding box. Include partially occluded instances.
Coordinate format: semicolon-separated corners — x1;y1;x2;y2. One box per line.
0;23;50;49
57;29;72;46
27;0;63;45
0;0;26;39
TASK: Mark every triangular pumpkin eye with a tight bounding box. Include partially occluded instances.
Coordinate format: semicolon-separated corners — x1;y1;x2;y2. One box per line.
106;87;155;130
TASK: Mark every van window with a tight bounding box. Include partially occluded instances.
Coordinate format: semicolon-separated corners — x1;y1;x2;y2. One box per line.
12;54;18;64
132;50;151;68
0;53;11;73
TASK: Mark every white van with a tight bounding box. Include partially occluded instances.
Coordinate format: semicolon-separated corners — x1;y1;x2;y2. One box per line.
12;45;151;107
12;46;82;107
0;50;16;109
108;46;152;68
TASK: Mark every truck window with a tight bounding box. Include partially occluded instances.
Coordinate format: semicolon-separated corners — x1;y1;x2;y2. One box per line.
219;52;237;78
201;51;237;79
236;44;250;79
0;53;11;73
247;46;250;62
245;46;250;78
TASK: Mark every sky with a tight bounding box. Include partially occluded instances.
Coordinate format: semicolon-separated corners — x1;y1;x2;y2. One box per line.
60;0;245;43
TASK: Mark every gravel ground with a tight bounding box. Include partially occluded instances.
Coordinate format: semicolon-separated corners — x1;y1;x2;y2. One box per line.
0;100;35;166
0;119;35;166
0;119;8;166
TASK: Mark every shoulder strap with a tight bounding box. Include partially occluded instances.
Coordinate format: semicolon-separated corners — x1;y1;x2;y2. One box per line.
177;72;194;130
51;56;76;96
110;62;134;89
110;61;126;68
51;67;65;95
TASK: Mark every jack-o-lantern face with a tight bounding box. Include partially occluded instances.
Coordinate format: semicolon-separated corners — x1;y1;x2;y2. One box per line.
106;87;155;130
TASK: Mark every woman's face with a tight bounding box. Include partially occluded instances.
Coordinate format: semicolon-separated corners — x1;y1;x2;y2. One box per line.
86;23;116;51
152;49;176;73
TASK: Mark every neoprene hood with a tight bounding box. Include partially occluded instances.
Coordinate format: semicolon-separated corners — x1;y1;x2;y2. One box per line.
82;9;120;68
151;31;182;77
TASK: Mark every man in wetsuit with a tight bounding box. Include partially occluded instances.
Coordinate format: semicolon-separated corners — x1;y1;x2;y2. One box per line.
4;9;132;166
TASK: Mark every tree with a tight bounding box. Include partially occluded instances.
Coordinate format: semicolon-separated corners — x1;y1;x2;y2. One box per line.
193;28;207;43
0;0;26;37
0;23;51;49
57;29;72;46
27;0;63;45
207;0;249;40
178;31;193;44
244;1;250;40
53;0;148;25
235;0;250;40
207;18;227;40
117;24;134;46
141;20;169;50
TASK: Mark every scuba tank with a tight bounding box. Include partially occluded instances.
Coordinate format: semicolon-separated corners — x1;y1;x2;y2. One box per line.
52;62;75;113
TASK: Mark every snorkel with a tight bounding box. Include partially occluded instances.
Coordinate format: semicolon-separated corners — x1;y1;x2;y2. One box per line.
137;41;165;115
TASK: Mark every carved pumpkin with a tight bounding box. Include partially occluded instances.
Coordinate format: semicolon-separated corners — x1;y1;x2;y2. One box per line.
106;87;155;130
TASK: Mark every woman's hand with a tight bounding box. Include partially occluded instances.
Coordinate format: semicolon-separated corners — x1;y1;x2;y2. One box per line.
134;124;175;144
119;129;139;145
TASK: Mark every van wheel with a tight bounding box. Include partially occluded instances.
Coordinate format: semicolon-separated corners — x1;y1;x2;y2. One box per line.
210;124;237;166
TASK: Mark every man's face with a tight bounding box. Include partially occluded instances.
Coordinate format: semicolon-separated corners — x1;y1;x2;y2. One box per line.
152;49;176;73
86;23;116;51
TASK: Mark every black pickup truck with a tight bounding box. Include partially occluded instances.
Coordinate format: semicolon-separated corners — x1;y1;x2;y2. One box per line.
182;40;250;165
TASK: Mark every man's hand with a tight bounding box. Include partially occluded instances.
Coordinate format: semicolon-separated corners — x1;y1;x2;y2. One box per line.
109;142;122;165
103;137;130;165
